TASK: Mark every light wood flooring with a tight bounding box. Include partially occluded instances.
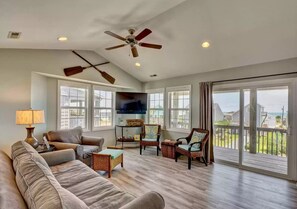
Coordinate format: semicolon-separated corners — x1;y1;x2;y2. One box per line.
214;147;287;174
98;147;297;209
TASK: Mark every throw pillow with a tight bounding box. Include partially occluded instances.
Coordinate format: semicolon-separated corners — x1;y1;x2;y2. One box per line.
189;131;206;150
145;126;158;139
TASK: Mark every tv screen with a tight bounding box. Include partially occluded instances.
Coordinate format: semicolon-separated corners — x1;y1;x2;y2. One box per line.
116;92;147;114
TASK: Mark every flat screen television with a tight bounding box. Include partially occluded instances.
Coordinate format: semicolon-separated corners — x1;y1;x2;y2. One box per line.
116;92;147;114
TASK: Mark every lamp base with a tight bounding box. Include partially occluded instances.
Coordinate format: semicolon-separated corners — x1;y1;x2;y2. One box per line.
25;127;39;149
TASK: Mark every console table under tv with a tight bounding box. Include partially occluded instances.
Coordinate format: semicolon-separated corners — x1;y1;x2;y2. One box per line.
114;125;143;148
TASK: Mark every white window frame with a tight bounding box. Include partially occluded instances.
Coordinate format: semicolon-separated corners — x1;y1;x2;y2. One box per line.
57;80;91;131
146;88;165;128
92;85;116;131
166;85;191;132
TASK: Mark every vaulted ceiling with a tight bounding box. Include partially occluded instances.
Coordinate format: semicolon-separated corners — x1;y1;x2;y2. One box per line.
1;0;297;82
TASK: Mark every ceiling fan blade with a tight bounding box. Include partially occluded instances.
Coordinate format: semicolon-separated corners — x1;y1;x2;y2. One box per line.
135;28;152;41
105;44;127;50
131;46;139;57
64;66;84;76
104;31;126;41
139;42;162;49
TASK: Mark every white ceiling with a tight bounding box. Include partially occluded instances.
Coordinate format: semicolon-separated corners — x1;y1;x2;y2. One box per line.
1;0;297;82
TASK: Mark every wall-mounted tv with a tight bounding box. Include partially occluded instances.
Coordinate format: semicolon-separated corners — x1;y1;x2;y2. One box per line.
116;92;147;114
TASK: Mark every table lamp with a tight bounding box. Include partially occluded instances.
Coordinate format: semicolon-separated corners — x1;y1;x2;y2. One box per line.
16;109;45;148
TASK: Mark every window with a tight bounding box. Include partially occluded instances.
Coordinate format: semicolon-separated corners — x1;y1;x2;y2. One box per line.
58;80;115;131
147;90;164;126
58;81;89;130
93;88;114;129
168;85;191;130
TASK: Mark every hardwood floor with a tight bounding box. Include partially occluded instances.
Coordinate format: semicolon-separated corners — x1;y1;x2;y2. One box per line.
98;147;297;209
215;147;287;174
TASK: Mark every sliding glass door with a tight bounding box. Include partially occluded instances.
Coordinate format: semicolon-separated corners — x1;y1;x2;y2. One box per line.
242;87;288;174
213;90;240;164
213;81;290;177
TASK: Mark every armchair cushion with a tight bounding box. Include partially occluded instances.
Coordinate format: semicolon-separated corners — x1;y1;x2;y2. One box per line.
144;126;159;139
48;141;80;151
142;138;158;142
189;131;206;149
178;144;200;152
47;127;82;144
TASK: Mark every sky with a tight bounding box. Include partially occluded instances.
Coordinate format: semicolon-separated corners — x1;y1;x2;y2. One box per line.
213;88;288;113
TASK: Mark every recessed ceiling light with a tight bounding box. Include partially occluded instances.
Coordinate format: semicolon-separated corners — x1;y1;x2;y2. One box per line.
135;62;141;67
150;74;157;77
58;36;68;41
202;41;210;48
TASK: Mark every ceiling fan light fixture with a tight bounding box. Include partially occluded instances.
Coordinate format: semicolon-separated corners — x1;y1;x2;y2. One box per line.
58;36;68;42
202;41;210;48
135;62;141;67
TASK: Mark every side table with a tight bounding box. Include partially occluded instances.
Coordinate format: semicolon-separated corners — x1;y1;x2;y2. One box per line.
161;140;182;159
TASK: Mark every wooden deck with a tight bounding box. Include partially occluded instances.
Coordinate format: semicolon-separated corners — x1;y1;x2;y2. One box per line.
214;147;287;174
101;147;297;209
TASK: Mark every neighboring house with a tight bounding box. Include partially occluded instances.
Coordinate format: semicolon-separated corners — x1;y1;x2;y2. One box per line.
213;103;224;122
261;114;276;128
232;104;264;127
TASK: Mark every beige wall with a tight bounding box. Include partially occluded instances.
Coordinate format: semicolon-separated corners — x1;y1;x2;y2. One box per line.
144;57;297;139
0;49;142;154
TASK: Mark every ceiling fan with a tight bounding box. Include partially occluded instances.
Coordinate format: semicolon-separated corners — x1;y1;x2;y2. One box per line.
104;28;162;57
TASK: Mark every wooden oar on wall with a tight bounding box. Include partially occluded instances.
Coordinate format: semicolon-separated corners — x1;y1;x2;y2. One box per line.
64;51;115;84
64;62;110;76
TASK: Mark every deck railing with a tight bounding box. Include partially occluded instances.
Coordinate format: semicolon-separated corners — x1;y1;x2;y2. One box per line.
213;125;287;157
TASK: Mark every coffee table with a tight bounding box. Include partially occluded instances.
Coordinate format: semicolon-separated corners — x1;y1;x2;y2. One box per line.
92;147;123;178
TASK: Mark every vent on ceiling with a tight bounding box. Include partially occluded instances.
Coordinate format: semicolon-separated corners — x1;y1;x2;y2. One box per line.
7;31;21;39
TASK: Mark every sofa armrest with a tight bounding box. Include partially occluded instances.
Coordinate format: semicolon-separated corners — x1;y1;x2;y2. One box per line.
49;141;80;150
119;192;165;209
40;149;75;166
82;136;104;148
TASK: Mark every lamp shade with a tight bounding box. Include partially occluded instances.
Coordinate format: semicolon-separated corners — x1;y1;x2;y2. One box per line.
16;109;45;125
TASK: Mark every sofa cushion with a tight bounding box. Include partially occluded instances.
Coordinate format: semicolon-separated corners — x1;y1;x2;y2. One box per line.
0;150;27;209
12;141;50;172
47;126;82;144
51;160;135;209
11;140;38;160
11;141;89;209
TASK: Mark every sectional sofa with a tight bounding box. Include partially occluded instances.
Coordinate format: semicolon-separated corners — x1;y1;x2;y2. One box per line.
0;141;165;209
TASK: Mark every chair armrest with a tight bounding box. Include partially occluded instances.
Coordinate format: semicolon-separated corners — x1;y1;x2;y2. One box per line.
82;136;104;148
119;192;165;209
40;149;75;166
49;141;80;150
176;137;188;143
189;142;202;151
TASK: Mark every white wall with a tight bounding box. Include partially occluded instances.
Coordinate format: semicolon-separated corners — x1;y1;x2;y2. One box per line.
144;57;297;140
0;49;142;154
31;73;48;140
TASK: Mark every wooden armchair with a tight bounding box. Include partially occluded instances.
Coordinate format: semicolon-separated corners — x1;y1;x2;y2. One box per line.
175;128;209;169
140;124;161;156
